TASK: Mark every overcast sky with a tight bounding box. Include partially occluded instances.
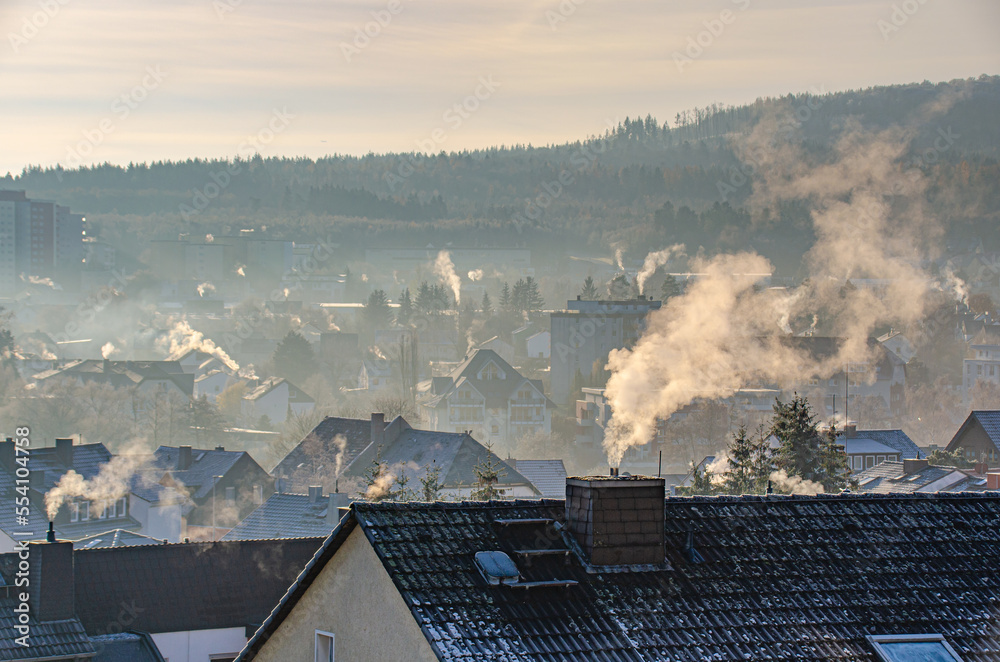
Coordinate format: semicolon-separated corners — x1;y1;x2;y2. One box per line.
0;0;997;175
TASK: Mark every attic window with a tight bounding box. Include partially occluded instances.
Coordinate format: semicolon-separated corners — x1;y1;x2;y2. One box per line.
867;634;964;662
474;551;519;585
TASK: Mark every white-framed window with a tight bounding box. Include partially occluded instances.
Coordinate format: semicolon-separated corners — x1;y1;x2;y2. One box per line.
70;502;79;522
867;634;964;661
117;497;127;518
253;484;264;505
80;501;90;521
315;630;335;662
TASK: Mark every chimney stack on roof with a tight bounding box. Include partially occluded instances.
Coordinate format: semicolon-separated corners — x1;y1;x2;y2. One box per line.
29;539;75;621
845;422;857;439
987;472;1000;491
566;475;665;566
902;458;929;475
178;445;193;471
55;438;73;467
371;412;385;448
308;485;322;503
326;492;351;525
0;437;13;470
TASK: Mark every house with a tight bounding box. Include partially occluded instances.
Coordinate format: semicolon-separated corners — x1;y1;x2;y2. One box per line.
0;535;324;662
962;332;1000;399
73;528;169;549
152;445;275;541
419;349;555;451
945;410;1000;468
357;359;392;392
878;328;915;363
194;369;244;403
0;438;146;552
236;478;1000;661
853;458;986;493
836;424;924;473
511;459;567;498
273;414;539;498
31;359;194;399
240;377;314;425
221;487;350;541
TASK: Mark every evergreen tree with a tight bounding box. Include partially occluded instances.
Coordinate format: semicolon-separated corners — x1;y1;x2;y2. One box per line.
499;282;512;311
676;461;718;496
420;463;443;501
660;274;682;301
272;331;317;384
524;276;544;311
771;394;848;491
480;291;492;315
397;288;413;325
581;276;599;300
723;424;771;495
608;273;633;300
471;442;508;501
362;289;393;328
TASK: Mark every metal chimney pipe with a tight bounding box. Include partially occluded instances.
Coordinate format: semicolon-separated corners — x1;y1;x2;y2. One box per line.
47;521;56;543
610;467;619;477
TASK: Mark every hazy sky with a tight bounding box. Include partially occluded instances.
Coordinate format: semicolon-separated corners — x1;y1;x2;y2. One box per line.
1;0;997;175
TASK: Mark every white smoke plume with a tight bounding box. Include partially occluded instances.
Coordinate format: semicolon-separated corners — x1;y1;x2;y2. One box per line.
614;247;625;271
205;233;214;243
636;244;685;295
101;342;117;359
361;274;369;283
236;265;246;277
44;444;152;520
940;265;968;304
468;269;484;282
196;282;216;298
603;96;963;466
157;319;239;371
434;250;461;305
365;471;396;501
769;469;825;495
21;274;61;290
332;434;348;478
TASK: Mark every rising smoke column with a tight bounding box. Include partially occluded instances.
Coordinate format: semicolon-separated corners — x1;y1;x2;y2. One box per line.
434;250;461;305
45;446;151;519
636;244;685;295
157;319;240;372
602;97;963;466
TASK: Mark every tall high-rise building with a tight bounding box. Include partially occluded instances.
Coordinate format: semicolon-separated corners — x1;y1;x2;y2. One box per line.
0;190;85;294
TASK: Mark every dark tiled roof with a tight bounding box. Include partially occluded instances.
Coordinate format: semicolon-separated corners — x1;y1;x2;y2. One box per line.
0;592;95;661
428;349;555;409
91;632;165;662
0;470;47;540
32;443;113;490
221;493;342;541
839;429;924;459
73;538;324;634
272;417;376;493
242;493;1000;662
971;411;1000;442
152;446;248;499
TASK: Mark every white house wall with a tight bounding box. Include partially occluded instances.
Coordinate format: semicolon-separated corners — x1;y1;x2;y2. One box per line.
151;626;247;662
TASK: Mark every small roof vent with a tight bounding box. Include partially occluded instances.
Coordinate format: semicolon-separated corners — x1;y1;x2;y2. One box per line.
474;551;520;586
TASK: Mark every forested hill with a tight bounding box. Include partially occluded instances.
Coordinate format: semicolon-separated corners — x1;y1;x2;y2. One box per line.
4;76;999;269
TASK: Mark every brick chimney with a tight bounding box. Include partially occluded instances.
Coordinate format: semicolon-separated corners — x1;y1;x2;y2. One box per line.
371;412;385;448
177;445;193;471
55;438;73;467
987;472;1000;491
28;540;75;621
902;458;929;475
566;475;665;566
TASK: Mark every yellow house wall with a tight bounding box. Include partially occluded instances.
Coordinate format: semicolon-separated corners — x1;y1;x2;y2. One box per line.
251;526;439;662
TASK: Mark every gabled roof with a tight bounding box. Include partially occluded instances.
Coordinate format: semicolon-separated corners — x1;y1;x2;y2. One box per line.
427;349;555;409
839;429;924;459
947;410;1000;452
32;360;194;396
240;493;1000;662
152;447;251;500
221;493;342;541
73;529;168;549
512;460;567;498
272;417;378;493
243;377;314;404
0;593;95;661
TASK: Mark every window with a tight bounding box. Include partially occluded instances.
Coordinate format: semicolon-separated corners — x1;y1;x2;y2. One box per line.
867;634;964;661
253;484;264;505
225;486;236;503
117;497;127;518
866;455;876;469
70;502;79;522
315;631;335;662
80;501;89;521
